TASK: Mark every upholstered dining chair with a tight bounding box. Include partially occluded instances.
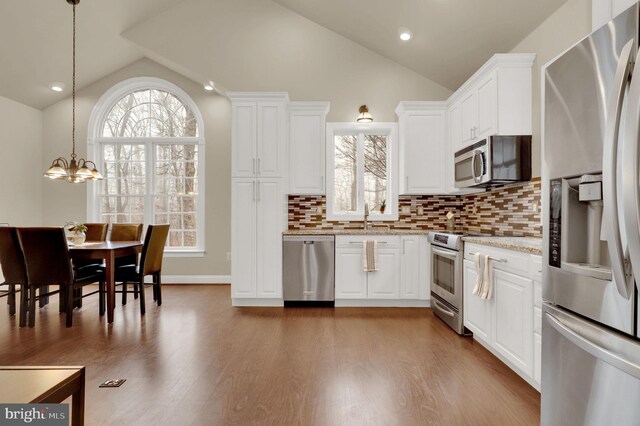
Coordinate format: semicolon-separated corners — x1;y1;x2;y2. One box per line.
109;223;143;267
72;223;109;307
0;227;27;324
17;227;106;327
84;223;108;242
114;224;169;315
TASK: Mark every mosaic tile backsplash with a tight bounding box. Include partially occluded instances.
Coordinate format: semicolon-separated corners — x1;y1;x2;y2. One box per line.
288;179;542;237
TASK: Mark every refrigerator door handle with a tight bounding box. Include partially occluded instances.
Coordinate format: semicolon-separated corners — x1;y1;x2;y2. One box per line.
603;39;634;300
546;312;640;379
623;44;640;294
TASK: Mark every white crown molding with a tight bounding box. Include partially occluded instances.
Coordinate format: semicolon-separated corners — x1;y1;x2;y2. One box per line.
287;101;330;115
447;53;536;104
395;101;447;116
226;92;290;103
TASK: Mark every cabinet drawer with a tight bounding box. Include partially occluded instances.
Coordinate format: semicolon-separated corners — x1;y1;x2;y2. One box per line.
534;306;542;334
336;235;401;248
464;243;530;277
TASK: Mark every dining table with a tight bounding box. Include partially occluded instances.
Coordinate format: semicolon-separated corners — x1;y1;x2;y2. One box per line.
69;241;143;324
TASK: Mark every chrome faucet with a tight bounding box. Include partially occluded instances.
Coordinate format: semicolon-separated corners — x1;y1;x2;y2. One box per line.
364;202;369;230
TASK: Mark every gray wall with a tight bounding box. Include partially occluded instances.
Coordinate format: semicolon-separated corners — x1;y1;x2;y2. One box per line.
0;95;43;226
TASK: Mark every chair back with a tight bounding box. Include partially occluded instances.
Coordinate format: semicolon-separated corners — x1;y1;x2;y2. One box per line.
109;224;143;242
110;224;144;267
0;227;28;285
84;223;108;242
140;225;170;276
17;228;74;288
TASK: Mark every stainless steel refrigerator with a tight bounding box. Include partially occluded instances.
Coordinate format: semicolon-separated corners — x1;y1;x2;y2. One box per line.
543;3;640;424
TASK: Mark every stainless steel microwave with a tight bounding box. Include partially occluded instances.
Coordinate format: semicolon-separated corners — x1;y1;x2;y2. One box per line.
453;135;532;188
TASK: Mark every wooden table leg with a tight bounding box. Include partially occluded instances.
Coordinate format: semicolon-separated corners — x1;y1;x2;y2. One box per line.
71;368;85;426
106;252;115;324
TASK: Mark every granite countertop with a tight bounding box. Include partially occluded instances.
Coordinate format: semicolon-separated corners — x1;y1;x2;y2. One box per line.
461;236;542;255
283;229;428;236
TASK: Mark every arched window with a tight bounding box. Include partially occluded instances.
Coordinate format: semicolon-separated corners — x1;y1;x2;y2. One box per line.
88;78;205;255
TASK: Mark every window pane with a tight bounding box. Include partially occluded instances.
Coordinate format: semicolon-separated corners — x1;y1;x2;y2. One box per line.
364;135;387;214
154;144;198;248
102;89;199;137
334;134;358;213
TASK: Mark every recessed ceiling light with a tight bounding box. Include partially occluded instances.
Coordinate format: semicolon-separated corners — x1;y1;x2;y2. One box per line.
203;81;215;91
49;82;65;92
398;27;413;41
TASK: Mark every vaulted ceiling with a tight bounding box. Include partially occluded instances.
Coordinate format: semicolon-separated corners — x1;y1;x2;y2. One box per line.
0;0;569;110
271;0;569;90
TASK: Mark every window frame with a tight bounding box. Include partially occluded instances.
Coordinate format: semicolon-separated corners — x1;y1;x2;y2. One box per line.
326;122;398;222
86;77;206;257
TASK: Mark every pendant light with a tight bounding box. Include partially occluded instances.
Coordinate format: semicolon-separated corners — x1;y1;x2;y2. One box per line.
44;0;102;183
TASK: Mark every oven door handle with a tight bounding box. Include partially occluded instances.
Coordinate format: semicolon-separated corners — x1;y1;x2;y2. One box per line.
433;300;456;317
431;246;459;261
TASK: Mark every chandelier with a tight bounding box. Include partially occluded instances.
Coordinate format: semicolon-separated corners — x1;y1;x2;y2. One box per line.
44;0;102;183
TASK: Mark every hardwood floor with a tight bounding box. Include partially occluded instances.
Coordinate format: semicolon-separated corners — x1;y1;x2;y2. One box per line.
0;285;540;425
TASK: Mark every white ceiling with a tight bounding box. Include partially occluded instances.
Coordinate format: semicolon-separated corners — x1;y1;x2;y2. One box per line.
0;0;180;109
271;0;569;90
1;0;568;110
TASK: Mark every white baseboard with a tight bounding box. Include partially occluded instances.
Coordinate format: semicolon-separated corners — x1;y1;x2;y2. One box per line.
335;299;431;307
157;275;230;284
232;298;284;307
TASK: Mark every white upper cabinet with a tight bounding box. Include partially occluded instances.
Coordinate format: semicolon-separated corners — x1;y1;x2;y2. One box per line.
592;0;637;31
448;54;533;151
460;90;478;146
228;93;288;178
288;102;330;194
395;102;447;195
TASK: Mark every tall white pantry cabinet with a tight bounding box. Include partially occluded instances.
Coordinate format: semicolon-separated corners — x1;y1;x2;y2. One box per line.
228;93;288;306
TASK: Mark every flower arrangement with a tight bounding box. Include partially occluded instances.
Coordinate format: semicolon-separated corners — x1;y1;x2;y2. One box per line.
65;221;87;233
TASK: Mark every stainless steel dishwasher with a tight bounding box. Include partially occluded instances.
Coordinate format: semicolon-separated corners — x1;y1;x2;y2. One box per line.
283;235;335;304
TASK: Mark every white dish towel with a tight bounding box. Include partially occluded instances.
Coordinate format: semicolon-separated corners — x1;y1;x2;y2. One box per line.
363;240;378;272
472;253;493;300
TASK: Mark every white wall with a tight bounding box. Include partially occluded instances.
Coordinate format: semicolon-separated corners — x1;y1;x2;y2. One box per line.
121;0;453;122
42;58;231;276
0;96;43;225
510;0;592;177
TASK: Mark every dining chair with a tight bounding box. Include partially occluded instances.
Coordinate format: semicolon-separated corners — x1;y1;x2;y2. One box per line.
17;227;106;327
114;224;170;315
84;223;108;242
72;223;108;307
0;227;27;324
109;223;143;267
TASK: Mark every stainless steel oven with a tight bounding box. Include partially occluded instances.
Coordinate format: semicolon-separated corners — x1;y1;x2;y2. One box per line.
427;232;468;335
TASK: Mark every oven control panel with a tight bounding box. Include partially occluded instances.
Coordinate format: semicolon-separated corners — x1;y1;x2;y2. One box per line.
433;234;449;245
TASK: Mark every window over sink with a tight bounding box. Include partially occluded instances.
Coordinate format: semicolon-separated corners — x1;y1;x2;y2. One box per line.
326;122;398;221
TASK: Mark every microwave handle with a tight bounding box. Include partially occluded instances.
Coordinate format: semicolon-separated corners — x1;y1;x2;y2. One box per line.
471;150;482;183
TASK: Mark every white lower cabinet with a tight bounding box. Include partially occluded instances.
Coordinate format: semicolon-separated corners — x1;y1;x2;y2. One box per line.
335;235;428;305
463;259;492;342
492;269;533;376
463;243;540;390
231;178;285;302
335;248;368;299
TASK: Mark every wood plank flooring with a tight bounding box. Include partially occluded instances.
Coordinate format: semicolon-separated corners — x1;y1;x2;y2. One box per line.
0;285;540;425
